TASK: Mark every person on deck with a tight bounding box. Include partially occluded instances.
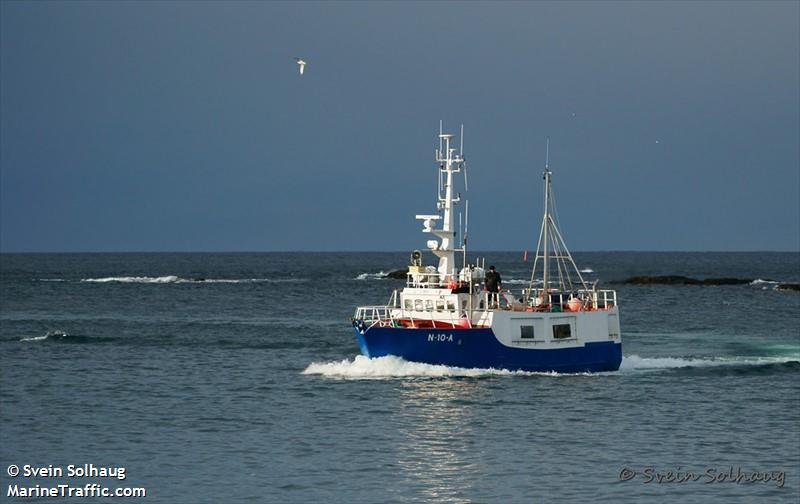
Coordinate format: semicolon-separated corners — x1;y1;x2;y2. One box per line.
485;265;502;308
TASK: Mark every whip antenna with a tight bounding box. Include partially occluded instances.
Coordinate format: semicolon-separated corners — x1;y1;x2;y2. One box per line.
545;136;550;170
460;124;464;156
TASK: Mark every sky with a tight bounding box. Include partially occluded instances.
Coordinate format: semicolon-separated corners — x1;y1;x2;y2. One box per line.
1;1;798;252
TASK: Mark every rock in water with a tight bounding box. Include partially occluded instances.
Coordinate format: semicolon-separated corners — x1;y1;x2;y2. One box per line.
623;275;752;285
624;275;699;285
384;269;409;280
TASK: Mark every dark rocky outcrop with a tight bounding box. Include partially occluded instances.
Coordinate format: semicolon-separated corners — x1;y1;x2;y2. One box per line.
777;283;800;291
623;275;753;286
384;269;409;280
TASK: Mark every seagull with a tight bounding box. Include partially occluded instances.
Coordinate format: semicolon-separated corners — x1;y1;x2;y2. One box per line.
294;57;307;75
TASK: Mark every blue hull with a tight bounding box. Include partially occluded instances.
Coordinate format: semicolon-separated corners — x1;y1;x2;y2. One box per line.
354;325;622;373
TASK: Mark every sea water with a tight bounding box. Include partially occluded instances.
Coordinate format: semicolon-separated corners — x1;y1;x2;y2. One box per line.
1;252;798;503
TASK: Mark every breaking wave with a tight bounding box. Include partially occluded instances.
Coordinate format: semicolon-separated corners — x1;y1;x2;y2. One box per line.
580;268;594;273
355;272;390;280
82;275;180;283
78;276;307;284
750;279;780;285
20;330;69;342
504;278;544;285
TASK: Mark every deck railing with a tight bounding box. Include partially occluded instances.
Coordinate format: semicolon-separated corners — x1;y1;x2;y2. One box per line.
523;288;617;310
353;304;469;329
353;289;618;326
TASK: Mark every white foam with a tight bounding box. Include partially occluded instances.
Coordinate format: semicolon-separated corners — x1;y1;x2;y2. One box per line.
303;355;584;379
303;353;799;379
580;268;594;273
751;279;780;285
38;278;66;282
82;276;179;283
503;278;531;285
79;276;305;284
20;330;68;342
355;271;390;280
188;278;307;284
620;354;799;371
20;335;49;342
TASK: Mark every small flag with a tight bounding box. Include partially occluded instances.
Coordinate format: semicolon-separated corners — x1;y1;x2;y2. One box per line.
523;250;528;262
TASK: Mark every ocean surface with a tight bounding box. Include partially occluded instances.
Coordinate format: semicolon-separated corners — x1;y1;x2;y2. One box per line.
1;251;798;503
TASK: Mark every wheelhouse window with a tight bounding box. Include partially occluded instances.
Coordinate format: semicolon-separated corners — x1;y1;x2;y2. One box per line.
424;299;434;311
435;300;445;312
414;299;423;311
404;299;412;310
552;323;572;339
447;301;456;311
520;325;535;339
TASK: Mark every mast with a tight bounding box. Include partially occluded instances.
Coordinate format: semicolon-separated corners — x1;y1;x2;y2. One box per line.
416;125;465;286
528;138;589;304
542;138;550;297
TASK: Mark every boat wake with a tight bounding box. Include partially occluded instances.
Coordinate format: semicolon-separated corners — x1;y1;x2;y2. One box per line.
621;353;800;370
302;355;557;379
303;353;800;379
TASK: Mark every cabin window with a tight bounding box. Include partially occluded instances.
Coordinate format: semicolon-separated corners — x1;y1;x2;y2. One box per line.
479;300;485;310
461;300;467;310
425;299;434;311
553;323;572;339
435;300;445;312
447;301;456;311
404;299;412;310
520;325;535;339
414;299;423;311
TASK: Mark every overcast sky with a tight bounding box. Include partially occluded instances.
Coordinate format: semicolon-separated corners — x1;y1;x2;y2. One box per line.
1;1;798;252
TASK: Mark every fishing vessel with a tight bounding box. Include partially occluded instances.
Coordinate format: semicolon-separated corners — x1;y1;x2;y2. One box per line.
352;127;622;373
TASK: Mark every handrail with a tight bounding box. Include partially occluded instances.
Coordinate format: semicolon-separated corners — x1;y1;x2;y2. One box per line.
521;288;618;311
354;288;618;325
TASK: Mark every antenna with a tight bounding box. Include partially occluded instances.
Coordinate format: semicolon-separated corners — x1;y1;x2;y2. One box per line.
461;124;468;192
438;165;442;199
459;212;463;246
460;124;464;156
545;136;550;170
439;120;443;159
464;200;469;242
462;199;469;272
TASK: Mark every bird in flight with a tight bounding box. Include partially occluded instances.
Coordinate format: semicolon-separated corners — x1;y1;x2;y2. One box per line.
294;57;307;75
